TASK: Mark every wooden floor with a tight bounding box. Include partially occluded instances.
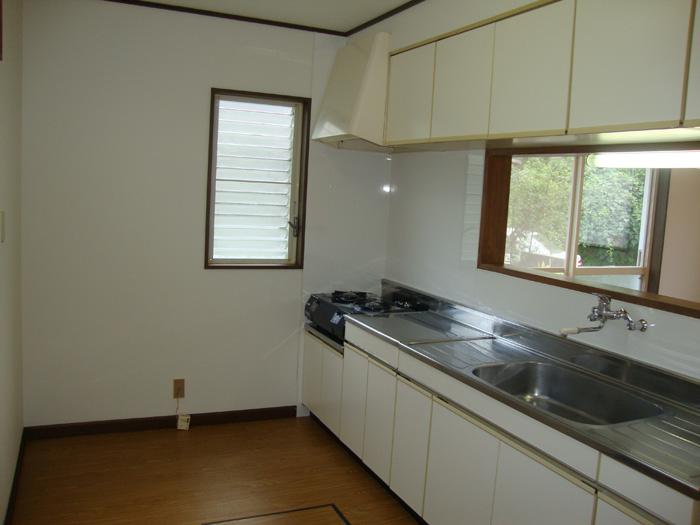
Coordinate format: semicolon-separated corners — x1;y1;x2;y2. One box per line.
11;417;417;525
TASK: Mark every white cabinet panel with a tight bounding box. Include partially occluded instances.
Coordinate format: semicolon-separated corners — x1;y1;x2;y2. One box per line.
598;455;699;525
390;377;432;515
491;443;595;525
339;345;368;457
423;400;499;525
386;43;435;143
489;0;574;137
431;24;494;139
398;351;599;479
595;499;647;525
685;2;700;124
569;0;691;132
345;322;399;368
302;332;323;414
318;343;343;436
362;359;396;483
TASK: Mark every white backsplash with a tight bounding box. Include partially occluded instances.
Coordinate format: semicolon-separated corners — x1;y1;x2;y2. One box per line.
386;150;700;380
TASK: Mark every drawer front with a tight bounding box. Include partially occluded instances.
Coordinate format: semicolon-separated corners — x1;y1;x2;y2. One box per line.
345;323;399;369
398;351;599;479
598;456;699;525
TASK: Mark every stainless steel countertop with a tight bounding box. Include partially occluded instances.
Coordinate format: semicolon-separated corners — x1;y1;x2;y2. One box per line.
345;311;700;499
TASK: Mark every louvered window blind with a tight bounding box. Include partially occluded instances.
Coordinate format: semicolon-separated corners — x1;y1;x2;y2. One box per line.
206;90;308;268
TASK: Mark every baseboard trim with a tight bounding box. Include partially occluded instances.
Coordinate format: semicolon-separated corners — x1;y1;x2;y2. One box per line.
4;429;26;525
24;406;297;441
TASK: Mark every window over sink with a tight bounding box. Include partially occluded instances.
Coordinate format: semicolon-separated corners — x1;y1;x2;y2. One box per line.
478;144;700;319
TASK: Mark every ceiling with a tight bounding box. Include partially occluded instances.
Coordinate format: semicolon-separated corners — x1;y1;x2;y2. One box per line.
141;0;416;33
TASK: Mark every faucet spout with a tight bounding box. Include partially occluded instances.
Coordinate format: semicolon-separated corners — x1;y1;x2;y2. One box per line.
560;294;650;338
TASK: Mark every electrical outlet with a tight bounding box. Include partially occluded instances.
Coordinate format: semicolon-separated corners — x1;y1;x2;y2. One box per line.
173;378;185;399
177;414;190;431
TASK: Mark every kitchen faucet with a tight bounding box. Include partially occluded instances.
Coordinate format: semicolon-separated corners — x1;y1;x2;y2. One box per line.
560;294;649;337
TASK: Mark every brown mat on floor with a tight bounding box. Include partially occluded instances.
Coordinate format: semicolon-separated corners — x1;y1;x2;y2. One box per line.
205;504;350;525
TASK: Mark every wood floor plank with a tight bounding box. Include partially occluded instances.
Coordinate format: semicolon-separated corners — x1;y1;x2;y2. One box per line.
11;417;417;525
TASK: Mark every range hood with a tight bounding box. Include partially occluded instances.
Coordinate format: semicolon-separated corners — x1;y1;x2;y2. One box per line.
312;32;391;152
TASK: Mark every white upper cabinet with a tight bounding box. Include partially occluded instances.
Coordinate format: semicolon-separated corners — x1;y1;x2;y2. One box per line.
431;24;495;140
491;443;595;525
569;0;691;132
423;400;500;525
386;43;436;143
488;0;574;137
685;2;700;125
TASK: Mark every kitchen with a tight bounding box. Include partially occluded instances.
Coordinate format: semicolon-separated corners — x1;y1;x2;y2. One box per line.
1;0;700;524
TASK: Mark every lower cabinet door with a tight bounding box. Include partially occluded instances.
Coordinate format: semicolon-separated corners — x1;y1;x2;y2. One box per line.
319;344;343;435
595;498;649;525
339;345;368;456
491;443;595;525
423;399;500;525
390;377;432;515
302;333;323;415
362;359;397;483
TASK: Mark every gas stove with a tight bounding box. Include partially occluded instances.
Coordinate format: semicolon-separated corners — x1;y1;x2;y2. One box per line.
304;290;429;344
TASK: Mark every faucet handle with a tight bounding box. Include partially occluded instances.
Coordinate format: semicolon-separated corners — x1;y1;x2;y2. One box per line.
593;293;612;306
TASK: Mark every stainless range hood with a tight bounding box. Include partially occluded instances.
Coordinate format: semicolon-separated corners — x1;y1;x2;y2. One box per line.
312;32;391;152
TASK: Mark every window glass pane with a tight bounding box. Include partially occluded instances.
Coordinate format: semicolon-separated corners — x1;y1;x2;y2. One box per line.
210;95;299;263
577;158;651;268
505;155;575;271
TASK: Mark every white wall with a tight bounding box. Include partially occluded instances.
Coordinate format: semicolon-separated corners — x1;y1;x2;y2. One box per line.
0;0;23;514
386;151;700;379
21;0;390;426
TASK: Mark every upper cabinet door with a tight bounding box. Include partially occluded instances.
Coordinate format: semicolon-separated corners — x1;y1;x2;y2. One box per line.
569;0;691;132
489;0;574;138
685;3;700;125
431;24;495;140
386;43;435;144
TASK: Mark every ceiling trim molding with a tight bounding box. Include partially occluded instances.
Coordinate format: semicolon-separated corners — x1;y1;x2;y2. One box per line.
345;0;425;35
101;0;426;37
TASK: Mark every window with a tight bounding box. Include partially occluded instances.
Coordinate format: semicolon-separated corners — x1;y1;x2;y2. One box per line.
205;89;310;268
477;145;700;319
505;153;655;291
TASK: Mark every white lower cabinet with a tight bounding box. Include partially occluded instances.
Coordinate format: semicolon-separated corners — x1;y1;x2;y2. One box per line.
390;377;432;515
491;443;595;525
339;345;368;457
302;332;323;414
595;498;649;525
319;343;343;435
362;358;397;483
423;399;500;525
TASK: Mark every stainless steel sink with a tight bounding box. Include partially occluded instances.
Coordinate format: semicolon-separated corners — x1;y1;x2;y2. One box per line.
568;354;700;407
473;362;664;426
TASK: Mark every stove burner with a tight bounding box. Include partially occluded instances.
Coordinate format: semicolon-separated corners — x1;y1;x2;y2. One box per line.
359;300;391;313
332;291;369;304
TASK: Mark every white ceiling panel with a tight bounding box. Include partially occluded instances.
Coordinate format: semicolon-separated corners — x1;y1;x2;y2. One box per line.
145;0;415;33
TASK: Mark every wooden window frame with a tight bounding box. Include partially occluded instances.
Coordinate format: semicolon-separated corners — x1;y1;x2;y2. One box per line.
204;88;311;270
478;142;700;319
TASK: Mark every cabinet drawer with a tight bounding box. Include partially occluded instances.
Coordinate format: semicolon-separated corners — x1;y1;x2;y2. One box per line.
345;323;399;369
598;455;699;525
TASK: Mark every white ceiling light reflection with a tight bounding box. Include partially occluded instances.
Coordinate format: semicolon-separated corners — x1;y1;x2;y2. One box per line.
590;150;700;169
381;184;393;193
